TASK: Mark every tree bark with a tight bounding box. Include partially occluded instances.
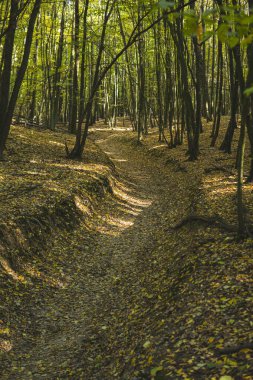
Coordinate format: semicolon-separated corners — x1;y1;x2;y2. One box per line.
0;0;42;158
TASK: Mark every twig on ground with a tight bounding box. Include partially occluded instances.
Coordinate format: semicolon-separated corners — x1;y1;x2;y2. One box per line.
217;342;253;355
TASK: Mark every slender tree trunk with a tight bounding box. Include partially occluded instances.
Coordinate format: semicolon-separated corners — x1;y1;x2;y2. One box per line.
190;1;202;152
245;0;253;181
117;9;137;130
0;0;42;158
163;12;174;147
0;0;19;154
169;13;198;160
69;0;116;158
232;33;248;237
69;0;79;134
220;47;238;153
49;0;66;130
210;18;223;146
154;10;163;141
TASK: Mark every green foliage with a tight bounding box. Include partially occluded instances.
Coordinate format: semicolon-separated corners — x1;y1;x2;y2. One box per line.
217;4;253;47
157;1;253;48
202;8;217;21
150;366;163;377
183;9;198;36
244;86;253;97
158;0;174;9
217;24;239;47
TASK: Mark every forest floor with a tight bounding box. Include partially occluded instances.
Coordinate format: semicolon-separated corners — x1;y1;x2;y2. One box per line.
0;119;253;380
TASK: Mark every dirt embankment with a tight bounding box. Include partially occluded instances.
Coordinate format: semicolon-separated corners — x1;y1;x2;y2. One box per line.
0;126;120;357
0;126;116;268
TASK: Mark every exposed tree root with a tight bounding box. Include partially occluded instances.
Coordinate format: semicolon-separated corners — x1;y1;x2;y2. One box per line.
172;214;237;233
173;214;253;237
217;342;253;355
204;165;234;175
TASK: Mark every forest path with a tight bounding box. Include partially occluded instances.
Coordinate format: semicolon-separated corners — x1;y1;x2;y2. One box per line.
1;129;195;379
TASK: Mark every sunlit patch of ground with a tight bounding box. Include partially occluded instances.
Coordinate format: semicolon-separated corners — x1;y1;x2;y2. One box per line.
23;264;67;289
0;257;26;284
0;339;12;353
80;175;152;236
0;323;12;353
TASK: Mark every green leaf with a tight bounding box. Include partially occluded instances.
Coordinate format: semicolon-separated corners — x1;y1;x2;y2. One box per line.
143;340;151;348
150;366;163;377
242;34;253;45
227;35;239;48
202;8;216;19
206;362;217;368
183;13;198;36
219;376;234;380
244;86;253;97
158;0;175;9
239;14;253;25
217;23;230;43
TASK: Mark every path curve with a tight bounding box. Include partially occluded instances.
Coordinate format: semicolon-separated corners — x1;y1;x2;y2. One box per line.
1;129;195;379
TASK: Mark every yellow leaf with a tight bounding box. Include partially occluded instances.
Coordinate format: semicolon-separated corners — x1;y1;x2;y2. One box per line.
143;341;151;349
148;355;153;364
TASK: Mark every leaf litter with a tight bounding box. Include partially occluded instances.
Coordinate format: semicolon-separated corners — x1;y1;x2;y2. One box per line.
0;120;252;379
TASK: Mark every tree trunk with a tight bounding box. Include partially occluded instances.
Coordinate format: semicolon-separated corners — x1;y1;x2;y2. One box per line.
0;0;42;158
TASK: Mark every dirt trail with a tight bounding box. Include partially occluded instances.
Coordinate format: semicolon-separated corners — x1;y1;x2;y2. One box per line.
0;129;196;379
